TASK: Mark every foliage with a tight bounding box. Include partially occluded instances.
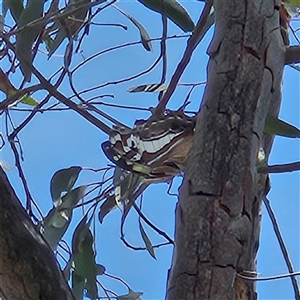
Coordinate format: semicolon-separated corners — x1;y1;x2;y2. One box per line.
1;0;300;299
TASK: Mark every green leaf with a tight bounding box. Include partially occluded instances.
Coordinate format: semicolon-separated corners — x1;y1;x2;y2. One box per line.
3;0;24;21
72;271;85;300
139;221;156;259
43;207;72;249
50;166;82;204
43;185;85;249
19;94;39;106
99;168;144;223
63;258;73;281
0;70;38;107
114;6;152;51
60;185;87;209
138;0;195;32
15;0;44;81
264;115;300;138
6;94;39;108
72;217;98;299
48;0;91;57
98;195;117;223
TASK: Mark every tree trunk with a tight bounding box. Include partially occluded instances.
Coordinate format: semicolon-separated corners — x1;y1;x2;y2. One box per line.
166;1;285;299
0;167;74;300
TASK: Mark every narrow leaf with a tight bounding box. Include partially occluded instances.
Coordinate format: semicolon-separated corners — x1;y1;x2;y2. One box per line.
264;114;300;138
72;217;98;299
43;207;73;249
3;0;24;21
0;69;16;94
72;215;89;256
7;94;39;108
98;195;117;223
138;0;195;32
0;69;39;107
139;221;156;259
43;186;85;249
50;166;82;204
16;0;44;81
18;94;39;106
60;185;86;210
48;0;91;57
72;271;85;300
114;6;152;51
63;257;73;281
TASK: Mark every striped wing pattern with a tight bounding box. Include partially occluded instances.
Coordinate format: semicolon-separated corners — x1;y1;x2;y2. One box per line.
99;111;196;222
103;111;196;178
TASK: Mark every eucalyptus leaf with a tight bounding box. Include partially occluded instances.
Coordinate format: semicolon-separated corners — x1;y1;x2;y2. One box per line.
138;0;194;32
99;168;143;223
7;97;39;109
43;207;72;249
114;6;152;51
48;0;91;57
72;271;85;300
63;257;73;281
98;195;117;224
264;115;300;138
50;166;82;204
19;94;39;106
43;184;85;249
60;185;87;209
72;217;98;300
72;215;88;253
15;0;44;81
139;221;156;259
2;0;24;21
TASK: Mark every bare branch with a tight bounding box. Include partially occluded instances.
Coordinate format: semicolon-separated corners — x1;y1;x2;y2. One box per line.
153;0;213;116
258;161;300;173
285;45;300;65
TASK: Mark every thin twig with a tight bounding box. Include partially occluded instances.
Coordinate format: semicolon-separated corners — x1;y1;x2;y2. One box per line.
158;12;168;102
153;0;213;116
263;196;300;299
1;34;113;136
237;271;300;282
133;202;174;245
71;34;189;75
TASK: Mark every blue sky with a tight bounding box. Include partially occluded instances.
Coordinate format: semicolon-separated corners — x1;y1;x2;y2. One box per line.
1;1;299;299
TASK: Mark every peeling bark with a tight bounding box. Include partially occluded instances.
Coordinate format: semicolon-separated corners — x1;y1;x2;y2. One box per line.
0;167;74;300
166;1;285;299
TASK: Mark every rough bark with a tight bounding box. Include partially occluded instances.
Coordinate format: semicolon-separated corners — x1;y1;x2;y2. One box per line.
166;1;285;299
0;167;74;300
